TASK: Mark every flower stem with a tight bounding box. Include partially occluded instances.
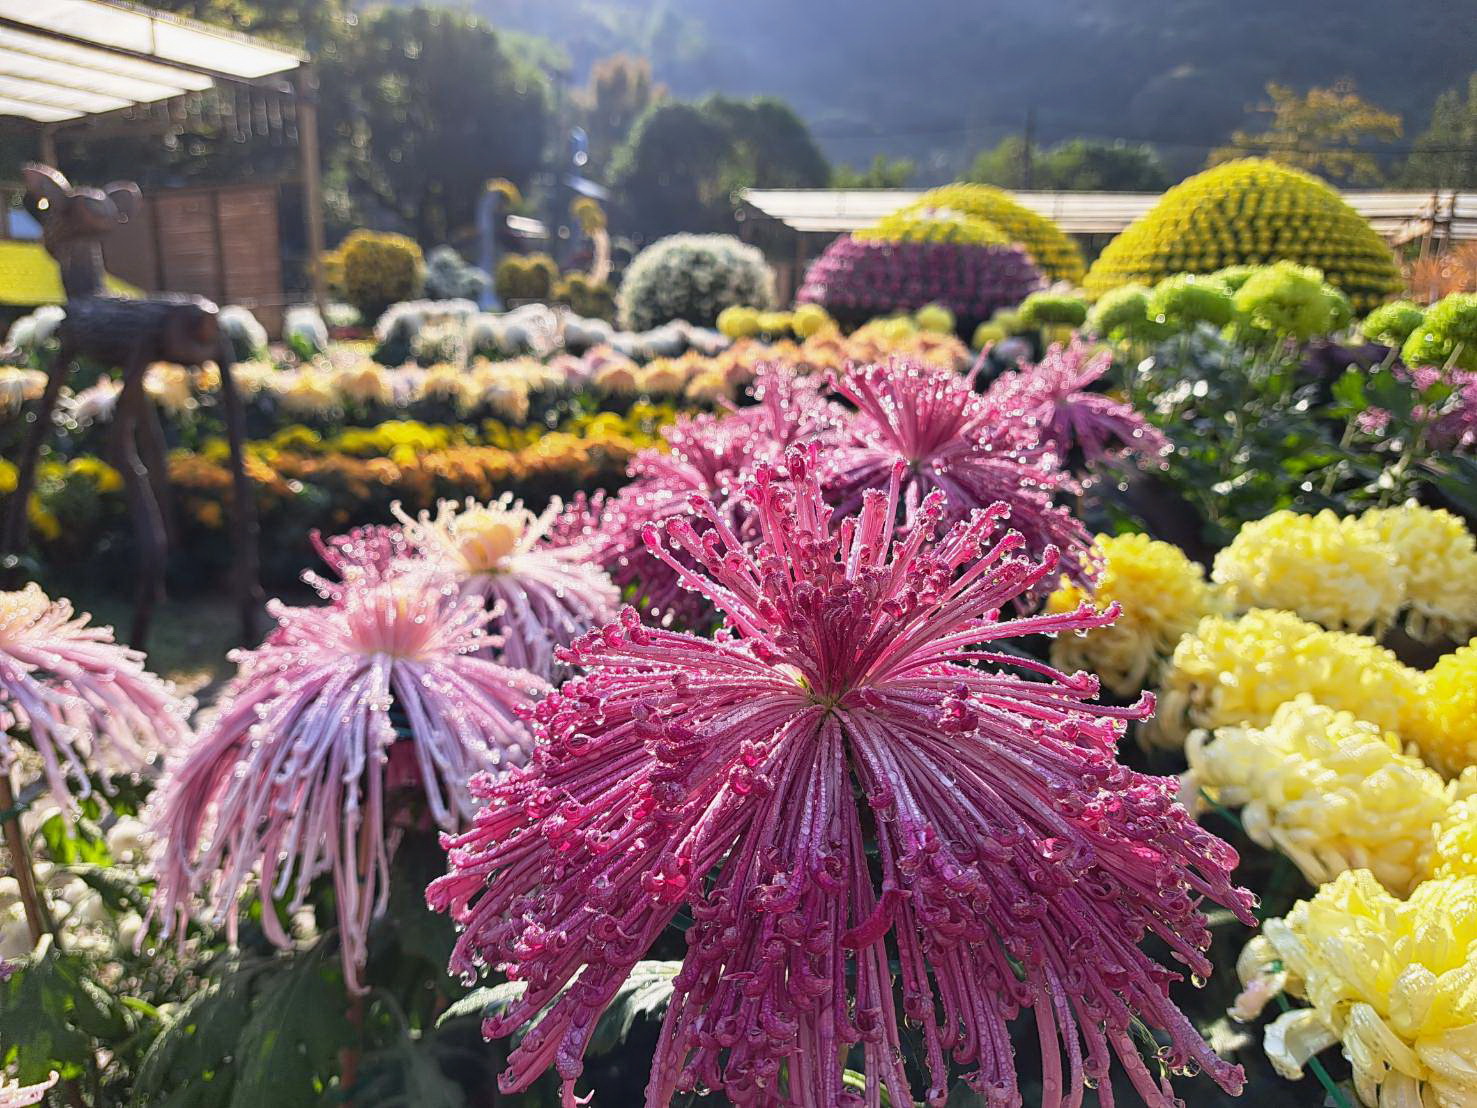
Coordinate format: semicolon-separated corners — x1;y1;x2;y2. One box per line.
0;768;54;945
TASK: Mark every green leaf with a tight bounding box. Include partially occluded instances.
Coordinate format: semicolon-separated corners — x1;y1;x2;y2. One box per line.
0;936;128;1082
435;981;525;1030
132;962;258;1106
842;1069;893;1106
228;945;354;1108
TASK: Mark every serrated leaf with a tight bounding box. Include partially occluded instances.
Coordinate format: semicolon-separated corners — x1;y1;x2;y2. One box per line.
228;945;353;1108
435;981;526;1029
132;962;259;1106
0;936;126;1082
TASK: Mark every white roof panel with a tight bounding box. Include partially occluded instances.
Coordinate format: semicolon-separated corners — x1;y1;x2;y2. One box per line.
0;0;300;122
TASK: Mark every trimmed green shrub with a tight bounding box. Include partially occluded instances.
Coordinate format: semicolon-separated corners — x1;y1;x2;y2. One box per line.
495;254;559;304
339;230;424;321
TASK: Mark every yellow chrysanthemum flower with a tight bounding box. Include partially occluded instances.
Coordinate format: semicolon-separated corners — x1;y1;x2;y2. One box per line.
1234;870;1477;1108
1411;639;1477;778
1359;503;1477;643
1429;789;1477;879
143;363;196;415
1146;609;1421;749
1187;696;1457;893
1212;509;1406;633
1045;532;1218;696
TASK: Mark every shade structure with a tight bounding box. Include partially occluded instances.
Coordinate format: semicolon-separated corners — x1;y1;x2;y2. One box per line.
741;187;1477;243
0;0;301;124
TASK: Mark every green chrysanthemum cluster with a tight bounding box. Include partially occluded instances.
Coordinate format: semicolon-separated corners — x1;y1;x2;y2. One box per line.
853;207;1007;246
1084;159;1402;312
905;184;1086;283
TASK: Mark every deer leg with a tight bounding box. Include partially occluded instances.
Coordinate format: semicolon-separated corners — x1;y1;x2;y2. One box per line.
117;361;167;649
0;343;71;583
215;339;264;642
138;397;178;546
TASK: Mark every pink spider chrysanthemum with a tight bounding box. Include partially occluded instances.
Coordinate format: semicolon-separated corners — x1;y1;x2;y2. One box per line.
429;446;1255;1108
984;342;1169;469
306;524;409;599
392;495;620;681
0;584;190;804
149;575;547;992
828;359;1096;587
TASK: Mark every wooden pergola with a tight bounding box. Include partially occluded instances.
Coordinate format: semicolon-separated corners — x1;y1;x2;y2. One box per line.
0;0;326;307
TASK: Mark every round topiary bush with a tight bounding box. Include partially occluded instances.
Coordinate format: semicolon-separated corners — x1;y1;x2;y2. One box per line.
495;254;559;304
796;234;1044;333
905;184;1086;283
854;207;1007;246
553;272;616;322
617;234;775;331
338;230;424;321
1083;159;1402;312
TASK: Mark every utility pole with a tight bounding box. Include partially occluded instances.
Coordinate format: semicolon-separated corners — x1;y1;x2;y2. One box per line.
1022;107;1036;189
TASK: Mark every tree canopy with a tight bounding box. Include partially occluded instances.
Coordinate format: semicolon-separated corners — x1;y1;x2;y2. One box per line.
1400;72;1477;188
609;94;830;241
1208;81;1402;185
968;138;1169;191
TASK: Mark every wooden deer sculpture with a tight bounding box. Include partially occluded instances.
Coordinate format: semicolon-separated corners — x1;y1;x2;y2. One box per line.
0;164;263;647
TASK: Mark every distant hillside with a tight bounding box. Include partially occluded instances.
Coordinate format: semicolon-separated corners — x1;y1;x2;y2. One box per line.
469;0;1477;181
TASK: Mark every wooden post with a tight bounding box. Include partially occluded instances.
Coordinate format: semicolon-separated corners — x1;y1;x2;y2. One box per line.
296;64;327;314
38;126;57;168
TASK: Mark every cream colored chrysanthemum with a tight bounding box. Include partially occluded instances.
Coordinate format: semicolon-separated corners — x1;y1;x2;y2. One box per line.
639;361;688;396
593;362;639;396
393;496;536;576
422;363;479;412
1045;532;1219;696
273;370;338;415
1411;639;1477;778
1212;509;1406;633
1146;608;1421;749
0;366;47;413
1234;870;1477;1108
143;363;196;414
332;364;392;405
1187;696;1456;893
1429;784;1477;878
684;367;734;404
1360;503;1477;643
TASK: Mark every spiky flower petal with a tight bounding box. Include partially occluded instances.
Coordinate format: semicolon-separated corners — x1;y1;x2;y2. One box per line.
984;342;1169;469
393;495;619;680
0;1072;56;1107
149;576;546;991
0;584;190;804
828;359;1094;588
430;447;1253;1108
1045;532;1218;696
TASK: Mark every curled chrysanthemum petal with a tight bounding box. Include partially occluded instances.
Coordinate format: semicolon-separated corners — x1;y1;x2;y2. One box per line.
1212;510;1407;634
828;358;1096;590
430;445;1253;1108
0;1071;56;1107
1234;870;1477;1108
392;495;619;681
1146;609;1422;750
0;584;191;805
1187;696;1458;894
1359;503;1477;643
1046;532;1218;696
983;341;1169;469
148;576;547;992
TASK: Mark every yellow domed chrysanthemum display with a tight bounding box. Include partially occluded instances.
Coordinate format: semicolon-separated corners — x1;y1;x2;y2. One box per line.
1084;159;1402;312
906;183;1086;283
1045;532;1218;696
1146;609;1421;749
853;207;1008;246
1233;870;1477;1108
1359;503;1477;642
1187;696;1457;894
1411;639;1477;778
1212;509;1407;634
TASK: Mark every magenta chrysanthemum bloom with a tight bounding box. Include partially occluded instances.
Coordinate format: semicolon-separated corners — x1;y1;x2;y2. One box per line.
984;342;1169;469
429;448;1254;1108
391;495;620;680
0;584;190;804
149;575;547;991
829;359;1096;587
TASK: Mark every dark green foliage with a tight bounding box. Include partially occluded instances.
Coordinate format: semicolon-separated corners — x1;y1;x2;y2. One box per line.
609;94;829;240
969;137;1170;191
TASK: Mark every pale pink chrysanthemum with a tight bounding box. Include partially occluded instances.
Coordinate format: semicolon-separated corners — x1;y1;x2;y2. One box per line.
0;1072;56;1107
0;584;190;804
305;524;409;600
391;495;619;681
148;575;547;992
429;446;1254;1108
984;342;1169;469
828;359;1096;587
